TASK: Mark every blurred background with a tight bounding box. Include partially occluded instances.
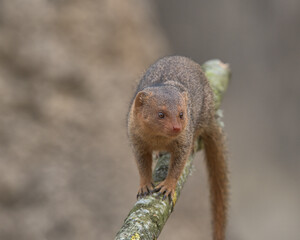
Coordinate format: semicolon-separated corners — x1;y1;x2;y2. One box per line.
0;0;299;239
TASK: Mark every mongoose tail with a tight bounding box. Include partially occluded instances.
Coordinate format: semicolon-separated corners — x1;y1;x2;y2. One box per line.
203;121;228;240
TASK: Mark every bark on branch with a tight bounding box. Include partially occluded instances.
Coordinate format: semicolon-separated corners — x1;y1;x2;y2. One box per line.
115;60;231;240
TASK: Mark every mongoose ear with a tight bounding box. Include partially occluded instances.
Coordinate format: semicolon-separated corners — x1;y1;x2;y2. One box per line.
181;91;188;104
134;91;150;108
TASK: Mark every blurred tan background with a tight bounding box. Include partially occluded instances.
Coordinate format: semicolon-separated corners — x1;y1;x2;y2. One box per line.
0;0;299;240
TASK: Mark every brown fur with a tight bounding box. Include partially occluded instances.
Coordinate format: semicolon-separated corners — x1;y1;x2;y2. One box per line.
127;56;228;240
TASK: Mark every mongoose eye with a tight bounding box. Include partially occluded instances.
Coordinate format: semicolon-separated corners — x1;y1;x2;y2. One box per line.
179;112;184;119
158;112;165;119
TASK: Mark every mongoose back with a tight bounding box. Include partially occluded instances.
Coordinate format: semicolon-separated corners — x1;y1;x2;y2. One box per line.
127;56;228;240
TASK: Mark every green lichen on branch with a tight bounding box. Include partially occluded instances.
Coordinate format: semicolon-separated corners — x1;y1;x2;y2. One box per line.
115;59;230;240
202;59;230;110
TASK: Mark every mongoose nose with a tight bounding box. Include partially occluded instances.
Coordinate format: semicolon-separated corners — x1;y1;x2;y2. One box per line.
173;126;181;132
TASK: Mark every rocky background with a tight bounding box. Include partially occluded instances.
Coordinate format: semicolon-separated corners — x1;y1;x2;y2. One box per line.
0;0;299;240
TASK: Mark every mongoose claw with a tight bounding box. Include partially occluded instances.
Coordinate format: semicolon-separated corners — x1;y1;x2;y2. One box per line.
137;182;154;199
154;180;176;202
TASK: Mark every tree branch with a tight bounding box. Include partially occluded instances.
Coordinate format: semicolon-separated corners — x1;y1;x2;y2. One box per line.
115;59;231;240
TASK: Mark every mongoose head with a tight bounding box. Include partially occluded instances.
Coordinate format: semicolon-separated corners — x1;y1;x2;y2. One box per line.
133;87;188;138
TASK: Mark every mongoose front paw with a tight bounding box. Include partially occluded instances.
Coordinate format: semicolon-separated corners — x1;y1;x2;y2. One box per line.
137;182;155;199
154;179;176;202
